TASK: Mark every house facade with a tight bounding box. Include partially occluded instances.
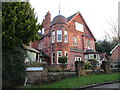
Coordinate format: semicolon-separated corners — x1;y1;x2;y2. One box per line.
110;44;120;61
31;11;99;70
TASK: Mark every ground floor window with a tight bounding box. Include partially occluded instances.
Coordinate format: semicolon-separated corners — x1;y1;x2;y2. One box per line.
52;52;55;64
75;57;81;61
57;51;62;63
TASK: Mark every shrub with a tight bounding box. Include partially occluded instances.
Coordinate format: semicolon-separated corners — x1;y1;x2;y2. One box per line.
85;61;92;69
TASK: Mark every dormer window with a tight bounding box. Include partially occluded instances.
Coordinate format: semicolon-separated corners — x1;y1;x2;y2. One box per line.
57;30;62;42
75;22;83;32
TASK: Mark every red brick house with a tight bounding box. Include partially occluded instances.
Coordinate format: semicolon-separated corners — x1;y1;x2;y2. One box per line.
110;44;120;61
31;11;100;70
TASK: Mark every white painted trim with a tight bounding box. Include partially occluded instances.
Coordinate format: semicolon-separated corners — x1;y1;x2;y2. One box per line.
110;44;120;54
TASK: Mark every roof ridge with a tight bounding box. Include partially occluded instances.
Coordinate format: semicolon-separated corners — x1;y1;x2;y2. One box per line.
67;12;79;21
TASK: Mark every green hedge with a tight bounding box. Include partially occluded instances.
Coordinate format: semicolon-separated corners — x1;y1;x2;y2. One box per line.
2;46;26;88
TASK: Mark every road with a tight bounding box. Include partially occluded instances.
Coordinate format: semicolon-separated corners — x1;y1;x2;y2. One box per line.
85;82;120;90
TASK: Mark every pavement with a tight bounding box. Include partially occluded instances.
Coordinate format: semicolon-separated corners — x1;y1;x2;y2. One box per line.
92;82;120;88
75;81;120;90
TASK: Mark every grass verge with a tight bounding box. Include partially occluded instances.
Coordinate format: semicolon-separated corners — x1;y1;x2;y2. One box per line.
21;73;120;88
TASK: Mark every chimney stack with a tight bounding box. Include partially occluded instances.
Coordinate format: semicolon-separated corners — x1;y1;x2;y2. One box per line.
44;11;51;35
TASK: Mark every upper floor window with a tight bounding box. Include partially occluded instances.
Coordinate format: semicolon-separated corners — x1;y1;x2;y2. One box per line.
52;31;55;43
75;22;83;32
87;39;92;49
64;31;68;43
57;30;62;42
73;36;77;46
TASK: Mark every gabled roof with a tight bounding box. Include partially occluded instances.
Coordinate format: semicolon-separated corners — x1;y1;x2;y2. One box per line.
67;12;78;22
67;12;96;41
23;45;40;53
110;44;120;54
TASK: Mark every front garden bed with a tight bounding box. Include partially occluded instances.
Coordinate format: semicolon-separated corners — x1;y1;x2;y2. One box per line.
20;73;120;88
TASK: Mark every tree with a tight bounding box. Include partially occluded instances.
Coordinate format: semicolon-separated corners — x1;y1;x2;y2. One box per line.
95;40;114;55
2;2;41;88
2;2;41;48
105;19;119;45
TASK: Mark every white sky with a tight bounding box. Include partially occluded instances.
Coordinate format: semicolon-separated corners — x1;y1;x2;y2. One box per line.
29;0;119;41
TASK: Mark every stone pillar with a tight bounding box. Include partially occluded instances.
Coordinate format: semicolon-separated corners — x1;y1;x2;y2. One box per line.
101;61;111;74
75;61;86;77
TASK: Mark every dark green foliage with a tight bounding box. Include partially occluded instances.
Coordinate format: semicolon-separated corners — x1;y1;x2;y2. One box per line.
2;2;40;47
2;2;41;88
2;46;26;87
58;56;67;63
95;40;115;55
84;61;92;69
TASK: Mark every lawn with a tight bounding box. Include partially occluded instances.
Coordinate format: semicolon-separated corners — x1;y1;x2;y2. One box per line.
22;73;120;88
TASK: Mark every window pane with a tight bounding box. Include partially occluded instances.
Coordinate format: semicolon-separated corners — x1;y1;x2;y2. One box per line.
52;52;55;63
64;31;68;43
58;34;62;40
52;31;55;43
57;30;62;42
57;51;62;63
73;36;77;46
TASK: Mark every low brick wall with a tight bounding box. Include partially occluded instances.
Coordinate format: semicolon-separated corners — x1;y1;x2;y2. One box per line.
25;69;47;85
25;62;48;86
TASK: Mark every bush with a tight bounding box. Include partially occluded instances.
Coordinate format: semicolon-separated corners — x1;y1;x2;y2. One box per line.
2;46;26;88
85;61;92;69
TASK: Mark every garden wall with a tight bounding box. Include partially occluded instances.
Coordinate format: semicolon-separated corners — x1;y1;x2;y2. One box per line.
25;62;48;86
48;72;76;82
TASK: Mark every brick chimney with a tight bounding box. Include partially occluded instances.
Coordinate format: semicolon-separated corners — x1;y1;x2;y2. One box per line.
44;11;51;35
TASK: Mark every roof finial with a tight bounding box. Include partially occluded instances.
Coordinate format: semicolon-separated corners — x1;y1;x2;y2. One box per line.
59;2;61;15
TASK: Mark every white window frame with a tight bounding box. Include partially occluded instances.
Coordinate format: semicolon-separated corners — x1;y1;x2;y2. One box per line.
52;52;55;64
52;31;55;43
75;57;81;62
64;31;68;43
87;39;91;49
57;51;62;64
57;30;62;42
73;36;77;46
75;22;84;32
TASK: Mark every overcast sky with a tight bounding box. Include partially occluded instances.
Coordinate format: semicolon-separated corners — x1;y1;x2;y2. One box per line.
29;0;119;41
